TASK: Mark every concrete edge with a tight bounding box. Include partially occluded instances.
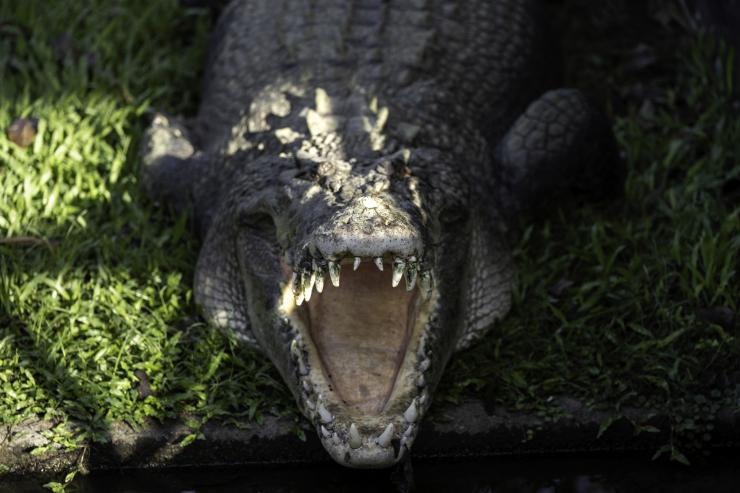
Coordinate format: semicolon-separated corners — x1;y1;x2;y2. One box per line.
1;398;738;479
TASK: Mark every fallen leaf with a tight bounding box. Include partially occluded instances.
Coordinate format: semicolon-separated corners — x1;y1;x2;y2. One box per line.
134;369;154;399
549;278;575;298
697;306;737;332
0;236;50;247
6;117;38;148
623;43;658;72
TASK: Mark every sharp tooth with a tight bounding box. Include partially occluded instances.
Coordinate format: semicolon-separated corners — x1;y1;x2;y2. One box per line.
374;257;384;271
417;339;426;358
403;399;418;423
328;260;341;287
419;358;431;372
416;374;425;387
403;424;415;437
306;399;315;410
353;257;361;271
376;423;394;448
296;291;305;306
318;402;333;424
321;425;331;439
313;258;324;293
349;423;362;449
292;340;308;375
302;380;311;392
419;270;433;299
304;270;316;302
399;437;409;457
392;259;405;287
405;264;417;291
291;271;301;294
290;339;300;358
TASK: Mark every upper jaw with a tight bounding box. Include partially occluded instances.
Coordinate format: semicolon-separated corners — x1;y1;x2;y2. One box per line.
289;253;434;307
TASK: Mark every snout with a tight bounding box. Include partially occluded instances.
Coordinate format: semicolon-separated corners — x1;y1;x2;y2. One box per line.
310;194;424;259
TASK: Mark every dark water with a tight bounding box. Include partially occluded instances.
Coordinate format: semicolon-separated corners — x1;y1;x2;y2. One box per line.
4;454;740;493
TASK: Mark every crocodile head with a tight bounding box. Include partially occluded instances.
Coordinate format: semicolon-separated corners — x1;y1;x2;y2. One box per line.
194;144;513;468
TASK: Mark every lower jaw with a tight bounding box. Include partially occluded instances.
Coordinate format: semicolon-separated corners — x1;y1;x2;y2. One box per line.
292;296;435;421
277;269;438;467
300;319;434;468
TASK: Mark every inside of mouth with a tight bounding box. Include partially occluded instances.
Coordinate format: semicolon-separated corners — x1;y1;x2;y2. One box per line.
302;262;418;414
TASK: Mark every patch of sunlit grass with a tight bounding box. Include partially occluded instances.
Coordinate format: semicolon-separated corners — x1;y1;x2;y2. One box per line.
0;0;297;461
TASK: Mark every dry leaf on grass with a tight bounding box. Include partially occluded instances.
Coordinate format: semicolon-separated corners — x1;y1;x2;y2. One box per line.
6;117;38;148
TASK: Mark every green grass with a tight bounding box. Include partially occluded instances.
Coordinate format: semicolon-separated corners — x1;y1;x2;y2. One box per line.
441;26;740;462
0;0;298;456
0;0;738;479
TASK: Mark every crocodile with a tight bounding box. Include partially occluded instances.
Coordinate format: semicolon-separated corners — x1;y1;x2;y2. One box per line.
140;0;624;468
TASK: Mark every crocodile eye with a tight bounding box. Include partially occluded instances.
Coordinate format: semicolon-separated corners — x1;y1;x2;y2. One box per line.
242;211;273;228
239;209;277;238
439;205;469;226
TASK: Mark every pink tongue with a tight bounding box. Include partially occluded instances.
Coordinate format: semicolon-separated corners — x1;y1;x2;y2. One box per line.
307;263;415;414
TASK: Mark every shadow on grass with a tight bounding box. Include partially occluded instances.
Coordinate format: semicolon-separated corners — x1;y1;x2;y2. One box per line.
0;209;291;469
0;0;308;467
0;91;301;453
0;188;186;469
0;1;297;472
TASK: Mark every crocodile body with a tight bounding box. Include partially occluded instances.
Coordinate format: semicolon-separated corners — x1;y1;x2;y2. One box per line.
141;0;623;468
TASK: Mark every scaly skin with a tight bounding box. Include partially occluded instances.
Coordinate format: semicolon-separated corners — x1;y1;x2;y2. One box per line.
141;0;623;468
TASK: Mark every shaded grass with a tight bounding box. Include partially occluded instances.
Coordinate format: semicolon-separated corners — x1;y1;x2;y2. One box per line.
441;18;740;461
0;0;737;478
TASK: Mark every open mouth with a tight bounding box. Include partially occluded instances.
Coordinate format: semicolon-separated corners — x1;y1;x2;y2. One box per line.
278;253;436;466
304;259;423;414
